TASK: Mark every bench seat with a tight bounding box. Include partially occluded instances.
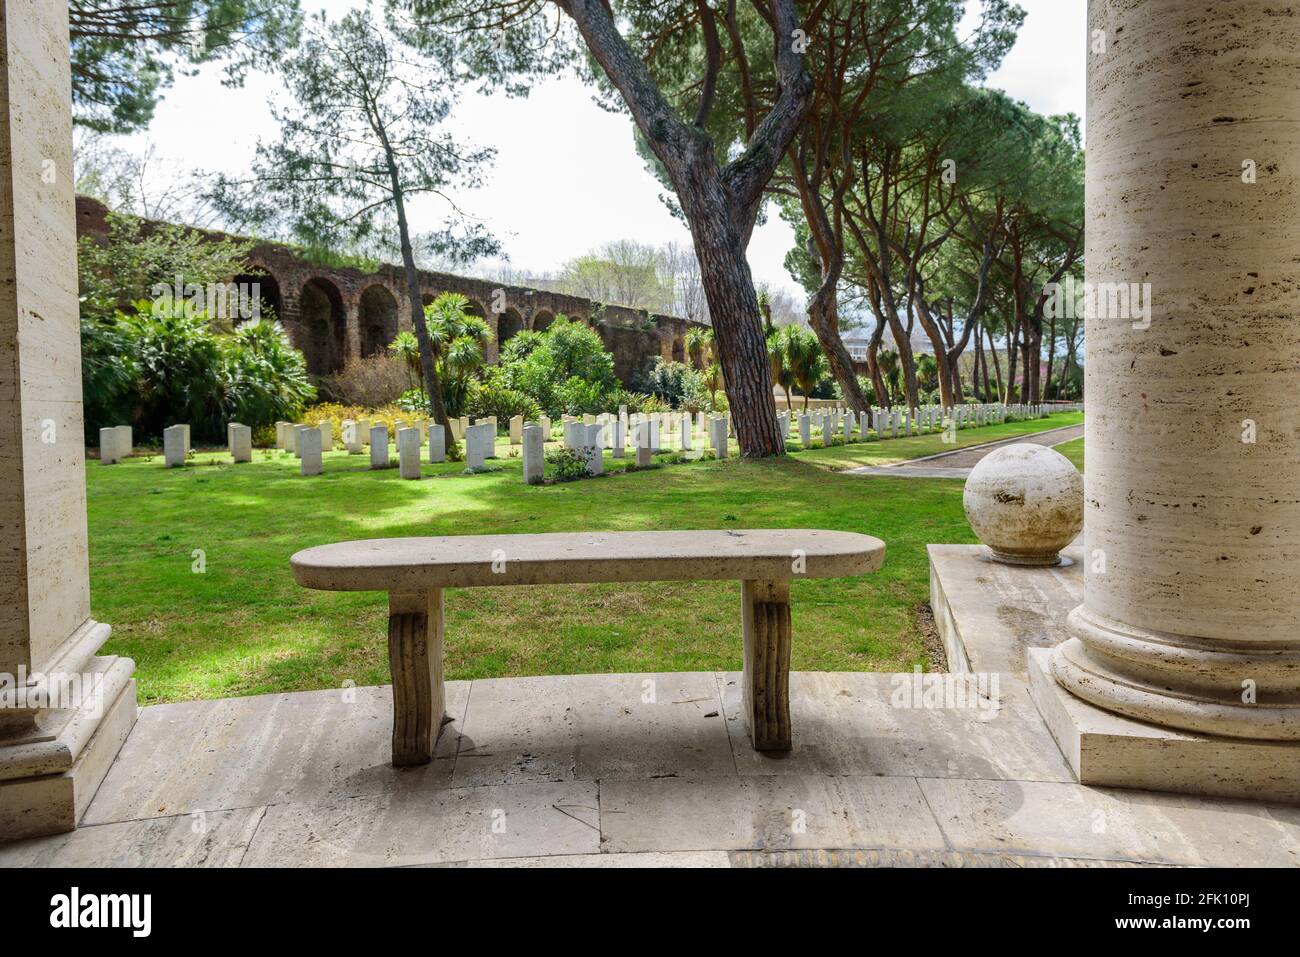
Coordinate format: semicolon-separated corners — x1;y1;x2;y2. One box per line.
291;529;885;764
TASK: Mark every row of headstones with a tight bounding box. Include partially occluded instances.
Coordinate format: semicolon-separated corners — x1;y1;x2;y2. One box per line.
101;400;1080;475
273;418;454;478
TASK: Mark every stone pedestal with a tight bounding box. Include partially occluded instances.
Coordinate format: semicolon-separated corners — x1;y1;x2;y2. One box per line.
0;0;136;841
1032;0;1300;794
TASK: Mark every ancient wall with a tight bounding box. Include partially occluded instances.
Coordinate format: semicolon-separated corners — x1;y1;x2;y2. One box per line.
75;195;705;387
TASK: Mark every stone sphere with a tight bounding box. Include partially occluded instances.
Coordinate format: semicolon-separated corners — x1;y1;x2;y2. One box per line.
963;444;1083;566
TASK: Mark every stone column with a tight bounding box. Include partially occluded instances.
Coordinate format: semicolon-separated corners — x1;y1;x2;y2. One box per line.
0;0;137;839
1049;0;1300;741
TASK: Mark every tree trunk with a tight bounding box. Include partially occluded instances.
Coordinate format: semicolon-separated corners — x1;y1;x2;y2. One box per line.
1003;320;1018;405
562;0;810;458
687;211;785;455
387;162;455;448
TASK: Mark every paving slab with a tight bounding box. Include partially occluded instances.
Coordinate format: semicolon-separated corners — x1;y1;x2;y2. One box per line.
452;673;732;787
725;848;1142;868
599;775;947;855
0;807;264;867
929;542;1083;674
918;777;1300;867
83;683;470;825
434;850;732;868
241;781;600;867
718;671;1072;783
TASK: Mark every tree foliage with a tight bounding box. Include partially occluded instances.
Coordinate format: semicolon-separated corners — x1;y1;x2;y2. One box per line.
70;0;304;133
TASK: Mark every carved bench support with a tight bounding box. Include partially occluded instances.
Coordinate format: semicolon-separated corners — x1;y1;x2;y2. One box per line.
387;590;445;766
741;579;792;751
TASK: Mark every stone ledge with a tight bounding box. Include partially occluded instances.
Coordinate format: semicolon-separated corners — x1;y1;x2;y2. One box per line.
0;674;138;841
1027;647;1300;804
928;542;1082;675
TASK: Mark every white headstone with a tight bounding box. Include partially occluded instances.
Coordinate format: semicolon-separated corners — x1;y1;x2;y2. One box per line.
635;422;652;467
612;416;626;457
369;425;390;469
230;424;252;463
398;427;421;479
680;413;693;451
343;420;362;454
711;418;728;458
522;423;544;484
509;415;523;445
319;421;333;452
428;423;446;463
583;423;603;476
163;425;186;467
300;427;322;476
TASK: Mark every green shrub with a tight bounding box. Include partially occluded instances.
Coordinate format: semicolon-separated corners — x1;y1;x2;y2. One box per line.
466;375;543;423
83;303;315;445
545;446;588;482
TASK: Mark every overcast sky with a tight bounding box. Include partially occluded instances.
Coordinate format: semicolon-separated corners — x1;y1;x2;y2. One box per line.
113;0;1085;302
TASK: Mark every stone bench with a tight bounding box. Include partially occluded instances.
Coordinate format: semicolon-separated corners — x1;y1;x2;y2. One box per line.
291;529;885;765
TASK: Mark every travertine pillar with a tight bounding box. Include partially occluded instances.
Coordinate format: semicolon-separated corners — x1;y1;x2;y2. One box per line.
0;0;137;839
1051;0;1300;740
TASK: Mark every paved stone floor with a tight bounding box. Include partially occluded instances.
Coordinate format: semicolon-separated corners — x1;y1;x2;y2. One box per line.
847;423;1085;479
3;652;1297;865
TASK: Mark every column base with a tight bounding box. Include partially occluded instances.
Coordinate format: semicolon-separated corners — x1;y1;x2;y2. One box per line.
1027;648;1300;803
1054;607;1300;740
0;655;138;841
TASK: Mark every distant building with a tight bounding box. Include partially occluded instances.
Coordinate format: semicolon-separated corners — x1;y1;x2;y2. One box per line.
841;324;933;362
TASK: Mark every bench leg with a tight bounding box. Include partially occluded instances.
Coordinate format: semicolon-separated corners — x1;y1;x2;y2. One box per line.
387;590;446;766
741;579;792;751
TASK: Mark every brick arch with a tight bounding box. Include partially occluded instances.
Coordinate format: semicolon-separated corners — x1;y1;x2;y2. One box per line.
671;334;686;364
296;276;347;376
531;309;555;333
498;307;525;349
359;284;400;357
232;265;282;325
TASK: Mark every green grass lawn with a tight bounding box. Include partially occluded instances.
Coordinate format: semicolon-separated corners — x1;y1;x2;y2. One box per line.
789;411;1083;469
1055;436;1084;470
89;412;1081;704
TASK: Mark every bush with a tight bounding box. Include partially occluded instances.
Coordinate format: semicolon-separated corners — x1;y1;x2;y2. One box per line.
82;304;315;445
301;402;412;443
466;375;542;423
499;316;618;416
637;359;710;410
544;446;587;482
320;354;409;408
609;389;671;415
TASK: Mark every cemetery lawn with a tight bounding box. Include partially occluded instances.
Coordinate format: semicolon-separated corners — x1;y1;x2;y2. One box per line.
792;411;1083;469
89;412;1082;705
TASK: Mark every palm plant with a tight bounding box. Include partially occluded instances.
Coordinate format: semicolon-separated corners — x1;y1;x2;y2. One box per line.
684;327;711;371
422;293;491;417
781;326;826;411
388;331;423;397
771;325;800;411
877;349;901;406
